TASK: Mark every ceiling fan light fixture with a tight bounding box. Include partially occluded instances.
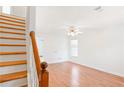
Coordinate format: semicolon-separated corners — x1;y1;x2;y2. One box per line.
67;26;83;37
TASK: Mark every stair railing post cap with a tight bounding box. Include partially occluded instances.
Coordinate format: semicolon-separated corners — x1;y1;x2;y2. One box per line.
41;62;48;70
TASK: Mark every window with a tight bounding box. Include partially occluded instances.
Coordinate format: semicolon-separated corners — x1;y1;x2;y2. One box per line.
70;39;78;57
2;6;11;14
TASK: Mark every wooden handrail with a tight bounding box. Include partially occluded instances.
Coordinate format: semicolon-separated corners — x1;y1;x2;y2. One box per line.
30;31;41;84
30;31;49;87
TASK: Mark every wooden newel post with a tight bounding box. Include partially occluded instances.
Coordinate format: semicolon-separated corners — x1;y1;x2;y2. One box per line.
40;62;49;87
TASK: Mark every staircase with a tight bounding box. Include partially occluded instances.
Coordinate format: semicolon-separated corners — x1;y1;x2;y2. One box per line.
0;13;49;87
0;13;27;87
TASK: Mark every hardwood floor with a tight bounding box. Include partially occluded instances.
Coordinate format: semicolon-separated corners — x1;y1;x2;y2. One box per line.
48;62;124;87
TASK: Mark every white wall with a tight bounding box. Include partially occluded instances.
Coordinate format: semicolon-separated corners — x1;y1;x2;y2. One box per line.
69;25;124;77
36;32;68;63
0;6;2;12
69;7;124;77
36;7;69;64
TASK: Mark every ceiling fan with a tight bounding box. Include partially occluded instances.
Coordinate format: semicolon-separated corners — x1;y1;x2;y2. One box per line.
67;26;83;37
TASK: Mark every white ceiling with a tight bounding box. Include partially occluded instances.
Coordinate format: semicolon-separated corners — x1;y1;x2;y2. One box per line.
36;6;124;34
